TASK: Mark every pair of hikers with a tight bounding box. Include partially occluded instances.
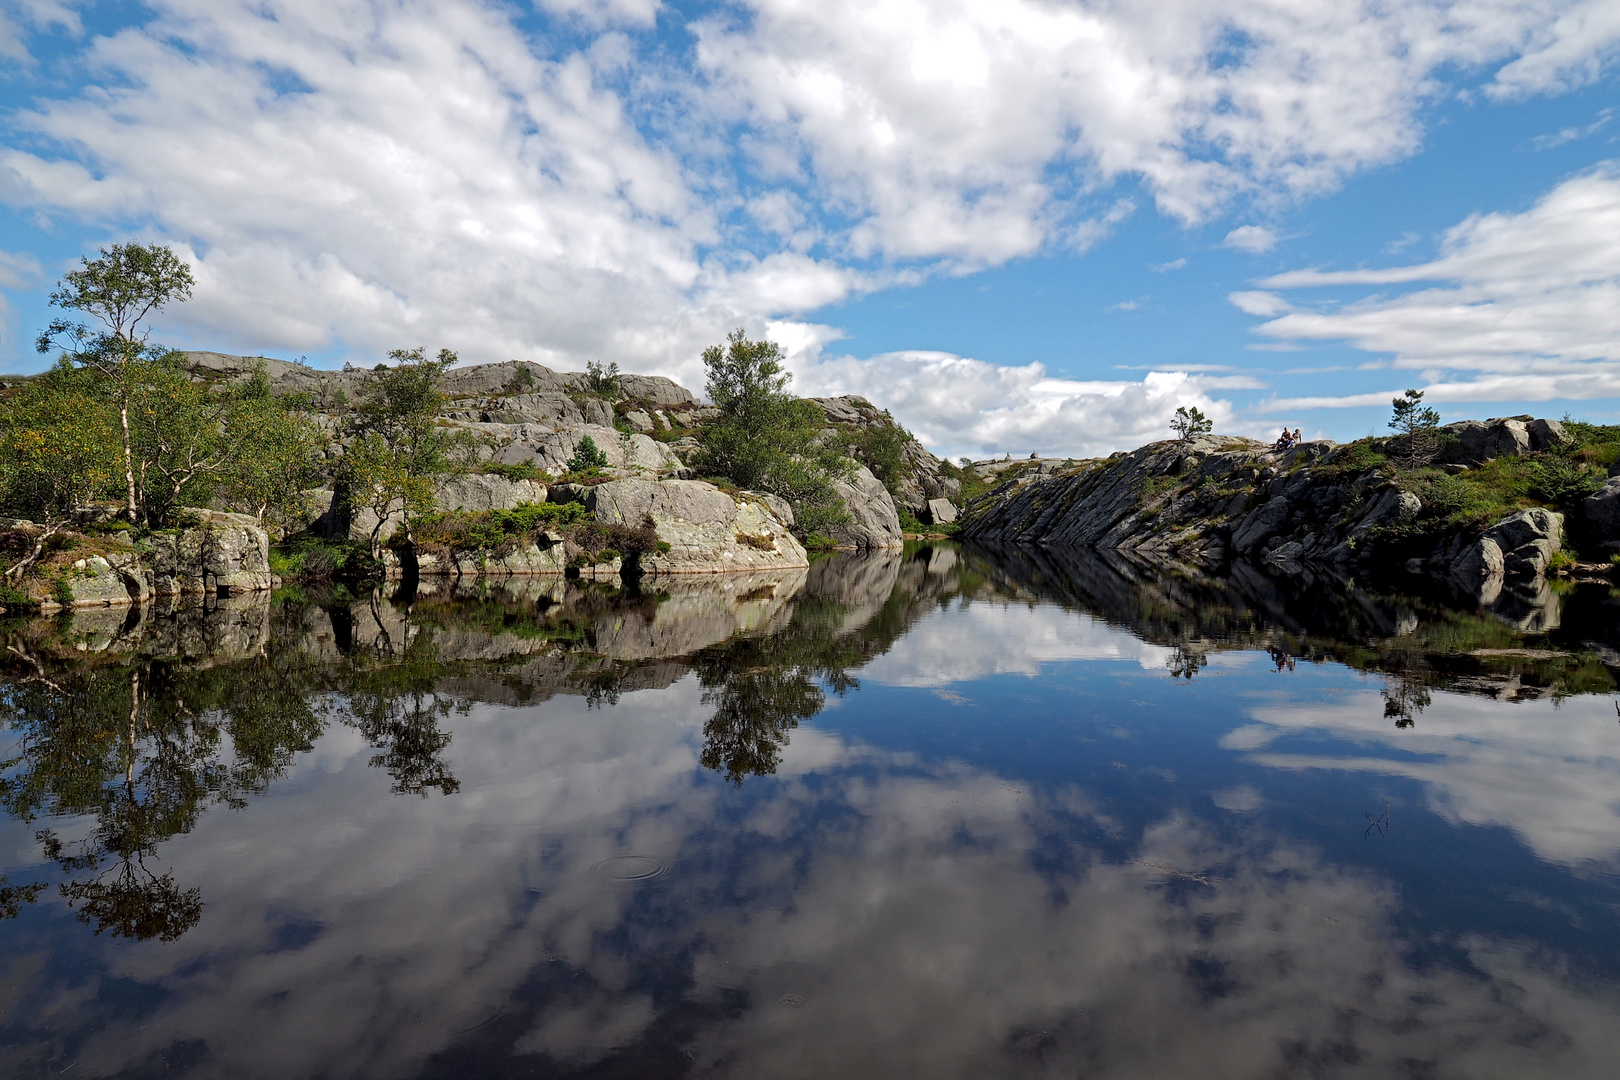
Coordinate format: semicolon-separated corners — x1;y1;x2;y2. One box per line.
1275;426;1303;450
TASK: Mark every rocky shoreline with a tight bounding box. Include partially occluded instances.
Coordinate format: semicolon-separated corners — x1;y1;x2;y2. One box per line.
959;416;1597;607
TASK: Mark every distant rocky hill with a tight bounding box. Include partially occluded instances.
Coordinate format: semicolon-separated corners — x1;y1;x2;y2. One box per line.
960;416;1620;615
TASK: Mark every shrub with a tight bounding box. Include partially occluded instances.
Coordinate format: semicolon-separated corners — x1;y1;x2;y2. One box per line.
584;359;621;398
414;501;590;551
847;421;911;493
1170;405;1212;440
0;583;38;611
694;329;852;535
482;459;550;483
1528;454;1604;507
565;435;610;474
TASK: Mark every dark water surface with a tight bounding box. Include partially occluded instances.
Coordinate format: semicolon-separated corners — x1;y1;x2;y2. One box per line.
5;545;1620;1078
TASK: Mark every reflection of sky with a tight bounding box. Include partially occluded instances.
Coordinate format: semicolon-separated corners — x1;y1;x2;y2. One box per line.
7;651;1620;1077
858;601;1174;686
1236;691;1620;867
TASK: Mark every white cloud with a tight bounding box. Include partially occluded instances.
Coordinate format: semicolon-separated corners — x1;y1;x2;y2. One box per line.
0;0;1617;413
1487;0;1620;99
1149;257;1188;272
1530;106;1614;150
1224;225;1277;253
1238;162;1620;406
790;346;1241;458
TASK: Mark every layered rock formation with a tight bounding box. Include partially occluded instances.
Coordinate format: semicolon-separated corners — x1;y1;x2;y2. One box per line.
961;421;1576;603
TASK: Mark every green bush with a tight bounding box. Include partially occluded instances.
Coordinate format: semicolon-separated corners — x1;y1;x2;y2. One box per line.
565;435;610;474
414;501;590;551
0;583;38;611
1528;454;1604;506
482;459;551;483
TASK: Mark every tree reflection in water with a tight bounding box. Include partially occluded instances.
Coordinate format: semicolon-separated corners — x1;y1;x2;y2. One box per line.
0;608;463;939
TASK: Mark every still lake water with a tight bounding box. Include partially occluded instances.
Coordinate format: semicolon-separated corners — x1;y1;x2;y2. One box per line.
5;544;1620;1078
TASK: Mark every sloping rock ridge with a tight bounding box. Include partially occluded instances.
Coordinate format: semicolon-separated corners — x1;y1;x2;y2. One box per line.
960;425;1572;601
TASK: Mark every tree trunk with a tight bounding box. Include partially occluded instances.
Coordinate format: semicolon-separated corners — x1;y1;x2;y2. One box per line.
119;398;139;523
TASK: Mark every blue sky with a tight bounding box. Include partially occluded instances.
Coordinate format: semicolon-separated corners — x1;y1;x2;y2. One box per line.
2;0;1618;457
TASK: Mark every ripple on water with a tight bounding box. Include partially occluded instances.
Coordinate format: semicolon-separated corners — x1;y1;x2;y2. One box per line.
591;855;668;883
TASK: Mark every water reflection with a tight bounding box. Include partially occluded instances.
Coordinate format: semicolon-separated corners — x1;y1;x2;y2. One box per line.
3;545;1620;1076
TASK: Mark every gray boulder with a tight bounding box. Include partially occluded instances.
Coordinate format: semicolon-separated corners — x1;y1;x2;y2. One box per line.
58;551;152;608
449;392;613;429
829;466;905;550
491;424;680;477
440;361;570;397
1485;507;1562;577
587;478;808;573
1438;418;1531;465
1527;418;1571;451
1585;476;1620;541
151;509;276;596
614;373;697;407
925;498;958;526
435;473;548;513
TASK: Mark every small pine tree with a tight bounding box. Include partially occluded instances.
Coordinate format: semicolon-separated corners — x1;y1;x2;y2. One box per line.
566;434;610;474
1388;389;1441;469
1169;405;1212;440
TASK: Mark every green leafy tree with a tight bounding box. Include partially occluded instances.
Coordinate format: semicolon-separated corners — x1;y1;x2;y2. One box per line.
1389;388;1441;469
1170;405;1212;440
695;329;852;535
35;243;195;522
218;363;326;526
338;347;477;555
584;359;621;398
0;362;122;577
848;414;912;494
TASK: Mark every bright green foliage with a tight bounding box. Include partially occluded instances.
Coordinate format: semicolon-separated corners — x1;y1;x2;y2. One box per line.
1389;389;1441;469
217;363;326;525
482;460;550;482
36;243;195;521
847;417;911;492
565;434;610;474
1170;405;1212;440
414;501;590;550
338;347;479;554
695;329;851;535
0;362;122;525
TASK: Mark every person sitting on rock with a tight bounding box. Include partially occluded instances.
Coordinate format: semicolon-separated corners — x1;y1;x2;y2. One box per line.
1291;427;1303;445
1275;427;1293;450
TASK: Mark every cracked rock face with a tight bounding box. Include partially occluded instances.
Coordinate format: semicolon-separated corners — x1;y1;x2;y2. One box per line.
961;428;1570;595
588;478;808;573
828;467;905;551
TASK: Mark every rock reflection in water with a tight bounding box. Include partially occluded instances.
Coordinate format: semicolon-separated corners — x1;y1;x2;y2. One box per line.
3;544;1620;1077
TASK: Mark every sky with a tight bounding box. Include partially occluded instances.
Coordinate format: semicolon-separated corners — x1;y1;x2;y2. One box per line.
0;0;1617;459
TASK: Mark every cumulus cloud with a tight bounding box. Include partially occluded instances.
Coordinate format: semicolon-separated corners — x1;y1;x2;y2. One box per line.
790;346;1249;459
1;0;1618;428
1223;225;1277;253
1239;162;1620;408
